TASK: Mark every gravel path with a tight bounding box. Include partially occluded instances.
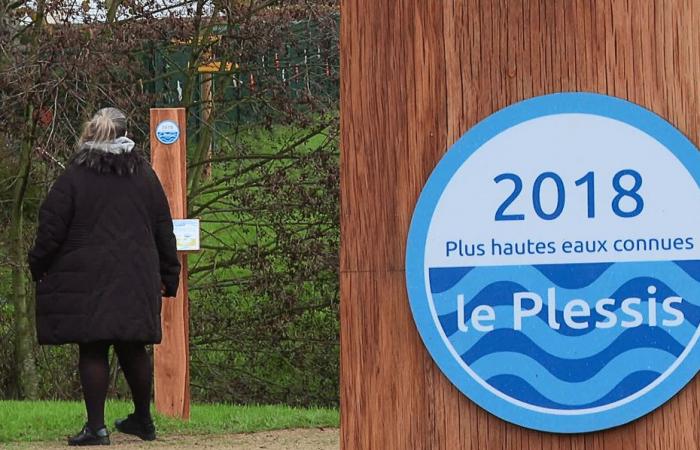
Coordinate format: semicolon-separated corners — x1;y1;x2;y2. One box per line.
3;428;339;450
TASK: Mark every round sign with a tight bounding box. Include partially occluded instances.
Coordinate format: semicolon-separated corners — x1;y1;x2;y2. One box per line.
155;120;180;145
405;93;700;433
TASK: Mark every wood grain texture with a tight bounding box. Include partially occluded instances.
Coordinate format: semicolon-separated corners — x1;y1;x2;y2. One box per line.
150;108;191;420
340;1;700;449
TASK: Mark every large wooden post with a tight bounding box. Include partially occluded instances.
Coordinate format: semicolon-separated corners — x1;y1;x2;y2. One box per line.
341;1;700;449
150;108;190;419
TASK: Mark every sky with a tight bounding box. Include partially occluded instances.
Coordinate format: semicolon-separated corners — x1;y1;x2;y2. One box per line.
42;0;210;24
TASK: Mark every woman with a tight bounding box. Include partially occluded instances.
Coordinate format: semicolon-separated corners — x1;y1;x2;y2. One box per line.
28;107;181;446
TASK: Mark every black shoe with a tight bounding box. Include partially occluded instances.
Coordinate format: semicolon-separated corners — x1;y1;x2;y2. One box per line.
114;413;156;441
67;424;110;446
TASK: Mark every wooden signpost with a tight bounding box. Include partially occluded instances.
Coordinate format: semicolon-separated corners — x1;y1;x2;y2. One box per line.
341;1;700;449
150;108;190;419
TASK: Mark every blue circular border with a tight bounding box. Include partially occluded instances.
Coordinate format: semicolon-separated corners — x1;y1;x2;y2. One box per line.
156;119;180;145
405;92;700;433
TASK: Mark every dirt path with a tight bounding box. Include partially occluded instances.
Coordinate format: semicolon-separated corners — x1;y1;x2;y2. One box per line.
3;428;339;450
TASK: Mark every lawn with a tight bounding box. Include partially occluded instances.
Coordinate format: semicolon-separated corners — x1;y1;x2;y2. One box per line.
0;400;339;443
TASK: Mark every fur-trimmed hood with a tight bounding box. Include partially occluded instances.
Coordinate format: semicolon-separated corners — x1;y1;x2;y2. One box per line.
69;137;146;176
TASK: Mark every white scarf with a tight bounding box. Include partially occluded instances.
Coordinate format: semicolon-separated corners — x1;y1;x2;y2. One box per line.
81;136;135;154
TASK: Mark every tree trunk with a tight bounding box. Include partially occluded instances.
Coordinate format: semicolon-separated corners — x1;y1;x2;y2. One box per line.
9;103;38;400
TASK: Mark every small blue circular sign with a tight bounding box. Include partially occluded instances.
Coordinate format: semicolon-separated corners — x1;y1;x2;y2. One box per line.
155;119;180;145
406;92;700;433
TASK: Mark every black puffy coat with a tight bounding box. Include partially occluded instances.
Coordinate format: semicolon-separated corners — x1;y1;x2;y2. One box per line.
28;148;181;345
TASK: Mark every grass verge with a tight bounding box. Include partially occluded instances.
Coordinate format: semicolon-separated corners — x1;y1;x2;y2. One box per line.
0;400;339;443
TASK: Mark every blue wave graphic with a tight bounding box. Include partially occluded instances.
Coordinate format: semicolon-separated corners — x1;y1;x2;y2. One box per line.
430;260;700;293
429;267;474;293
461;327;682;381
487;371;661;410
675;260;700;282
533;262;613;289
471;350;672;406
447;308;696;357
437;278;700;337
426;260;700;409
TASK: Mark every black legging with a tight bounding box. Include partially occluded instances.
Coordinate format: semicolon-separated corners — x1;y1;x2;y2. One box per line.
78;341;153;430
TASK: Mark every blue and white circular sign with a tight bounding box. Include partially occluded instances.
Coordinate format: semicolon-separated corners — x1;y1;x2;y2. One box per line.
405;93;700;433
155;119;180;145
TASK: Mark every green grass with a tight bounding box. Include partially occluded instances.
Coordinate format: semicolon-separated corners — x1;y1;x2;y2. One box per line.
0;400;339;443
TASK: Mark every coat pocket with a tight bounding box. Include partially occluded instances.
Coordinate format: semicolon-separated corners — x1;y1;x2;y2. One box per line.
35;272;87;316
35;273;53;295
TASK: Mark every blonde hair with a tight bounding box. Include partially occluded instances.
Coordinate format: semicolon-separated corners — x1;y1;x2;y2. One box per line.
79;107;128;145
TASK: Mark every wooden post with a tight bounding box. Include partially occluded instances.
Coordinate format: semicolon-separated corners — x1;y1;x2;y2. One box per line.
150;108;190;420
341;1;700;449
